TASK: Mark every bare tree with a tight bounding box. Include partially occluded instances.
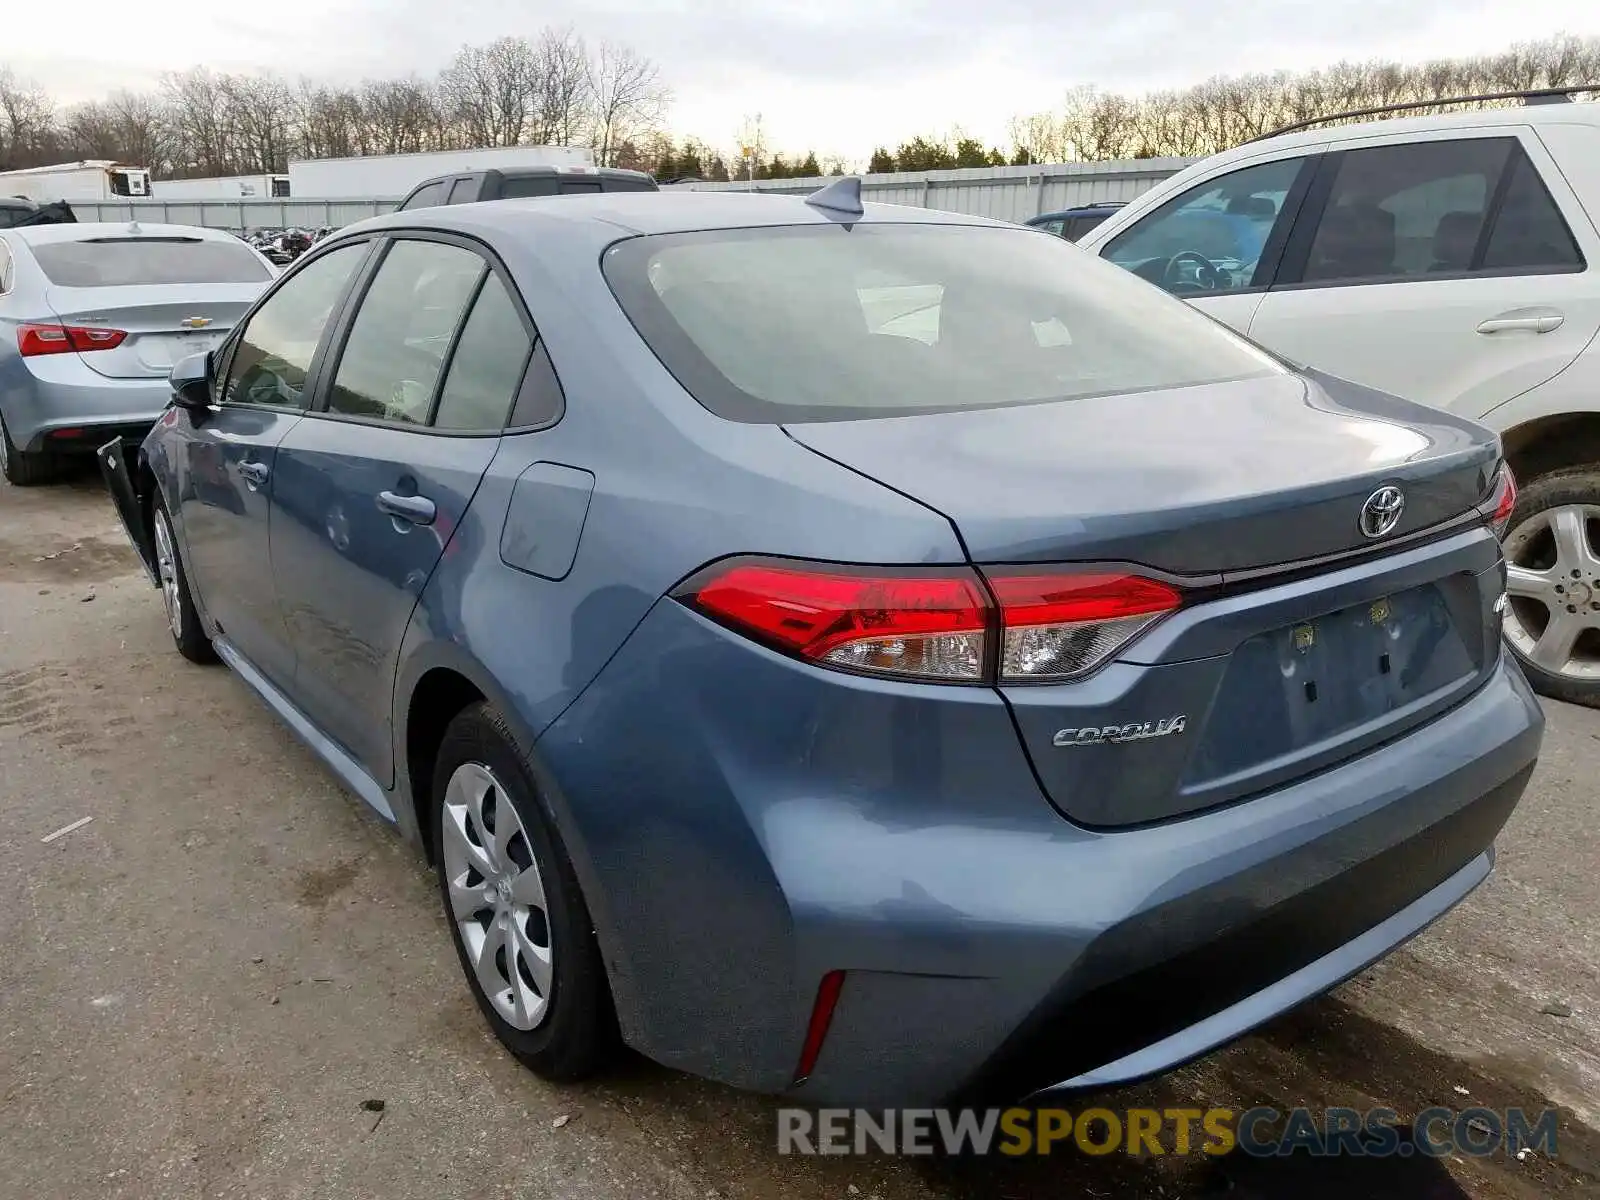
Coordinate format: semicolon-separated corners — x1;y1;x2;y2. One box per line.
226;73;296;172
161;68;237;175
439;38;540;147
535;27;592;146
0;67;58;169
588;42;668;166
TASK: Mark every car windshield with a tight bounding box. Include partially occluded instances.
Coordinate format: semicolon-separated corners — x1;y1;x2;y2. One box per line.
30;237;272;287
603;223;1282;422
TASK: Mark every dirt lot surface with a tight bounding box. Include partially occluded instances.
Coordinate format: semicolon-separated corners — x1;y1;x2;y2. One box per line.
1;469;1596;1200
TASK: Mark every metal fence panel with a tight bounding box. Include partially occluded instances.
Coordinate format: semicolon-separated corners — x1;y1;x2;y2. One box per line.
61;159;1195;232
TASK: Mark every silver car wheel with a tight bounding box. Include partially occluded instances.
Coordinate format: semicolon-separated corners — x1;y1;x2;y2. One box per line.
153;509;184;641
1504;502;1600;681
440;762;553;1031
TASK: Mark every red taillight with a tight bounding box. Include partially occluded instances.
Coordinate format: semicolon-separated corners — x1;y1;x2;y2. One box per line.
1488;463;1518;538
17;323;128;357
987;571;1183;681
679;557;1181;684
792;970;845;1085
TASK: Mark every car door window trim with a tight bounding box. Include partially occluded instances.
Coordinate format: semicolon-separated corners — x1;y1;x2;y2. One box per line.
215;237;380;414
293;228;564;436
1268;135;1584;292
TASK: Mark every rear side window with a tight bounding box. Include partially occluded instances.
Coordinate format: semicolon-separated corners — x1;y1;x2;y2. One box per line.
498;176;559;199
1299;138;1511;283
433;274;533;431
0;206;31;229
30;237;271;286
1481;150;1584;272
0;241;12;293
604;223;1282;423
599;176;657;193
446;178;478;204
400;181;447;211
326;239;485;425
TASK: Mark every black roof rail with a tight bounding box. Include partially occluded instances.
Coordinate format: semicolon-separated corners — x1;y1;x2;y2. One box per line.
1248;86;1600;143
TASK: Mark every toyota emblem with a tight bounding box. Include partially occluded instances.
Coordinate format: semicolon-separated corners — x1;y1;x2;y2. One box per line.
1359;486;1406;539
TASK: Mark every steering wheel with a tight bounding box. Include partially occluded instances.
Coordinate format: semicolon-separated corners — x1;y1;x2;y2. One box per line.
1161;250;1223;294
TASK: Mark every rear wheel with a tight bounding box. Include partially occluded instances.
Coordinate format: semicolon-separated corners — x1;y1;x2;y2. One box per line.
432;703;616;1081
0;411;57;486
152;498;217;664
1502;467;1600;708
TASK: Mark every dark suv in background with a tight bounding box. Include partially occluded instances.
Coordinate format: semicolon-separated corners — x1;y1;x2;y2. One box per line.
1026;201;1128;241
397;165;658;211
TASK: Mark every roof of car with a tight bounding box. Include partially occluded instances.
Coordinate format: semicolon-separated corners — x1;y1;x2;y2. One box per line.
1030;203;1127;221
355;190;1006;240
5;221;242;245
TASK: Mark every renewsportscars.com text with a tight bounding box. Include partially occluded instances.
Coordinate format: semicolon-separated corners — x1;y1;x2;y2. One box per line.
777;1106;1560;1159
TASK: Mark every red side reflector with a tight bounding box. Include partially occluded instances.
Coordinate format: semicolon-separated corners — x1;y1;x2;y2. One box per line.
48;428;85;440
17;323;128;356
792;970;846;1085
1489;464;1517;538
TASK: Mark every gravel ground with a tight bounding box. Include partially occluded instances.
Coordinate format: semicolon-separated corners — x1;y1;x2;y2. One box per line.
1;468;1596;1200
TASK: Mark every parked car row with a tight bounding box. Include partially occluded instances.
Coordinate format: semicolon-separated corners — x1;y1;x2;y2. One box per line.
1;88;1587;1112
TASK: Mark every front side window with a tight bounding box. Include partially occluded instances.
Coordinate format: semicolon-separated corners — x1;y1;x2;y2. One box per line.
221;243;367;410
605;223;1282;423
400;181;447;211
1299;138;1513;283
1104;157;1304;294
498;176;559;200
446;178;477;205
326;239;485;425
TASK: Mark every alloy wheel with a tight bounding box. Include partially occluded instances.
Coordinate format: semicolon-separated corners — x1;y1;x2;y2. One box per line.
440;762;554;1031
153;510;183;641
1504;503;1600;681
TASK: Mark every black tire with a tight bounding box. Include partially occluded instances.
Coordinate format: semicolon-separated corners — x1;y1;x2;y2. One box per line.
432;702;617;1081
0;410;57;486
152;496;218;664
1501;466;1600;709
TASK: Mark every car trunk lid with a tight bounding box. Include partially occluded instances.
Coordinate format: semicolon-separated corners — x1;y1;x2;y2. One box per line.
47;284;261;379
784;370;1506;826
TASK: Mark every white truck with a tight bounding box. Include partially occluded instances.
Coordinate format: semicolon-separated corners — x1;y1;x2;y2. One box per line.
287;146;593;199
0;160;151;203
153;174;290;200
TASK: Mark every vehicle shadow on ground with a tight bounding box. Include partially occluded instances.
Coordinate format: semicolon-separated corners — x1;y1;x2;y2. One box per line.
587;995;1598;1200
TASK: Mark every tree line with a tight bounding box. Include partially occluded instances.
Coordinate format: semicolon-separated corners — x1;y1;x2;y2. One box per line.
3;32;1598;184
0;29;676;178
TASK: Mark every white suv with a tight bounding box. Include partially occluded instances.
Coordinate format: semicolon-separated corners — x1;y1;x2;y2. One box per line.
1079;94;1600;707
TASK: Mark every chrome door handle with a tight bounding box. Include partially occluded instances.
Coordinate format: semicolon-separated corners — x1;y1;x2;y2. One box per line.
376;490;437;526
1476;313;1564;335
238;461;270;487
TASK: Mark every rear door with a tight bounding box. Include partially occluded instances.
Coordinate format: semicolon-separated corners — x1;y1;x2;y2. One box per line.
269;235;525;785
177;240;372;688
1245;128;1600;421
1098;151;1321;335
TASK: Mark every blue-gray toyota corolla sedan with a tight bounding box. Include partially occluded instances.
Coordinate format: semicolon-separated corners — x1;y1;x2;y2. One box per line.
100;185;1543;1106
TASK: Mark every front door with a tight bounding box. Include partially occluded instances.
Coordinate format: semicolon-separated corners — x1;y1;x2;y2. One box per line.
1243;130;1600;421
270;237;526;784
176;241;371;688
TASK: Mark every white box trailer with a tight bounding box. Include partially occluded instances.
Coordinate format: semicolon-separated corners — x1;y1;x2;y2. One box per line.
0;160;151;203
154;174;290;200
287;145;594;199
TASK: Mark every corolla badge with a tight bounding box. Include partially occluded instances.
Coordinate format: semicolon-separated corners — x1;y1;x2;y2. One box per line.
1053;716;1188;747
1359;485;1406;539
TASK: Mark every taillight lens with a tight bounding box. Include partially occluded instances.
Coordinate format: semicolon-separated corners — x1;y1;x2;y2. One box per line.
987;571;1183;681
17;323;128;357
678;557;1181;684
682;559;989;681
1487;463;1517;538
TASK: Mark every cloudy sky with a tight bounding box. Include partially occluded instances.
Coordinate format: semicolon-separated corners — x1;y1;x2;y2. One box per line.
10;0;1600;160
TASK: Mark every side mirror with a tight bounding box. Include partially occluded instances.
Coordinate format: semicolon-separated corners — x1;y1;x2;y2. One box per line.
170;351;214;411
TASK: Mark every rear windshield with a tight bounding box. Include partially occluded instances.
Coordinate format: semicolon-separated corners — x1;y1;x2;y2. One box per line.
31;237;272;287
603;223;1282;422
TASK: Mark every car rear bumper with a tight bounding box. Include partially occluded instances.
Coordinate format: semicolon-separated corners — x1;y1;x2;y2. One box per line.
0;358;168;452
535;600;1544;1105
